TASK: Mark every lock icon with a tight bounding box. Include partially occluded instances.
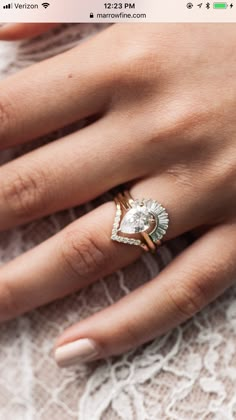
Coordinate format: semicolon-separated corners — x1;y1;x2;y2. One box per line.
90;12;94;18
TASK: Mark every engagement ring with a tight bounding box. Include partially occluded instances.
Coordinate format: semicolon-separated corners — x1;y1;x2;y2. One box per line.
111;191;169;252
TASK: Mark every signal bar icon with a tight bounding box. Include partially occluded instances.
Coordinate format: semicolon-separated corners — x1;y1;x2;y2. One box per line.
3;3;13;8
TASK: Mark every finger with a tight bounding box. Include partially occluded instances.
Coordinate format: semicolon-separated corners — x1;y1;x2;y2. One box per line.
129;173;224;241
0;163;205;320
0;23;59;40
0;116;144;230
0;202;142;323
0;162;224;322
54;221;236;367
0;124;221;233
0;25;112;149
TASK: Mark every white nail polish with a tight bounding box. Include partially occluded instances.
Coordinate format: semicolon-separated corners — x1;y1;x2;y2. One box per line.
55;338;99;368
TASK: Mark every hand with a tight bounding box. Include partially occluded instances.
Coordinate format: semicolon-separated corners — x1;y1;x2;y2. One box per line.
0;24;235;368
0;23;59;40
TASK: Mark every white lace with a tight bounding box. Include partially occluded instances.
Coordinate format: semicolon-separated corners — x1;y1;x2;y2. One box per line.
0;24;235;420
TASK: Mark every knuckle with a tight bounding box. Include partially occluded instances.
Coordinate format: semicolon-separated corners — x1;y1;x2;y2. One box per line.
165;278;207;320
124;318;143;347
0;95;13;140
0;281;19;320
121;47;155;77
213;154;236;196
166;164;195;190
113;45;158;98
2;167;47;220
61;228;108;280
146;99;206;148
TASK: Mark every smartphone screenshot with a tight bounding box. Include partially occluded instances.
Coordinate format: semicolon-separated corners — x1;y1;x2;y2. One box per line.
0;2;235;420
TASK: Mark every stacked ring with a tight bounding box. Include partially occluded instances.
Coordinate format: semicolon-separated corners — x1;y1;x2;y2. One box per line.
111;191;169;252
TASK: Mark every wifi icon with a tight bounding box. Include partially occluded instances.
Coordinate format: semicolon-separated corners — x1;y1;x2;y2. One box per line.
42;2;50;8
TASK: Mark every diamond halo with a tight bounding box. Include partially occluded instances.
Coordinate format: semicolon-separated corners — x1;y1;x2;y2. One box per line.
111;196;169;248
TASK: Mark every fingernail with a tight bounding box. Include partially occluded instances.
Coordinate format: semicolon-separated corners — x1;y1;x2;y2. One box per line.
54;338;100;368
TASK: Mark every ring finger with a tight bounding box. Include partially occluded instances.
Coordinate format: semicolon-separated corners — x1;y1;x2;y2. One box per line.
0;173;215;321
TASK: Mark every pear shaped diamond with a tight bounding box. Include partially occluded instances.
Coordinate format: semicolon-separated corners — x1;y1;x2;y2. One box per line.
120;205;154;234
111;198;169;247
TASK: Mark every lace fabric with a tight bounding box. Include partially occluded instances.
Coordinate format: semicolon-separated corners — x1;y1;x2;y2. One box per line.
0;24;235;420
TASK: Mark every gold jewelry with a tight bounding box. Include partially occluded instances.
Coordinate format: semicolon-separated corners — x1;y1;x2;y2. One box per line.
111;190;169;252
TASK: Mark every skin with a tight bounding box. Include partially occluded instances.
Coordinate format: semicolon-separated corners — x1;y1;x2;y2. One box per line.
0;23;235;363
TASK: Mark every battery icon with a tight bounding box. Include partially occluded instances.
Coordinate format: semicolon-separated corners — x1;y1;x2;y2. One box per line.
213;2;228;8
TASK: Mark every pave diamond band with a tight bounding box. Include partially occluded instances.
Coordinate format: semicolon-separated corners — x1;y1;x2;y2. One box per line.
111;191;169;252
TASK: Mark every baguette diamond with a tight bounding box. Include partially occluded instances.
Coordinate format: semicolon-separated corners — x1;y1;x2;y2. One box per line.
111;197;169;249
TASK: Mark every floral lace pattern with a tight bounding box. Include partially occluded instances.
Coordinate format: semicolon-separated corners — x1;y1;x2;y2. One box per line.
0;24;235;420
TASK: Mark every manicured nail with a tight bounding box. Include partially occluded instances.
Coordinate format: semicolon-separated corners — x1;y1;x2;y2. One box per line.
54;338;99;368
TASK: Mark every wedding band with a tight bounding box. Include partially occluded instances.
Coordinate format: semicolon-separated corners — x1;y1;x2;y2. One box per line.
111;191;169;252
